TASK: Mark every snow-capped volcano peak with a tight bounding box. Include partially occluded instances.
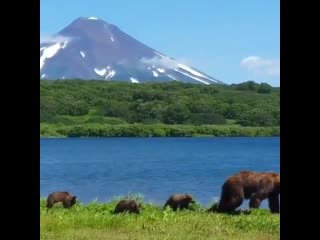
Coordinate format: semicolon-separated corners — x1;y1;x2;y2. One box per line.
40;17;224;85
88;17;99;20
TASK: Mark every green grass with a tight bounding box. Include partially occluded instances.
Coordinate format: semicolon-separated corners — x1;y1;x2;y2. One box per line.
40;197;280;240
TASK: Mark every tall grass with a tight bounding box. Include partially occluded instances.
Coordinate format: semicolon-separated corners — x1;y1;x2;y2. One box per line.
40;195;280;240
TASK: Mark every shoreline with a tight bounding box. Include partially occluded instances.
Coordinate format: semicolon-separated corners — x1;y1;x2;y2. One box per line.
40;135;280;138
40;124;280;138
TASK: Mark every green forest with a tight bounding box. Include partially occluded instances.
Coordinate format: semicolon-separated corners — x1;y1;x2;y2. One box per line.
40;80;280;137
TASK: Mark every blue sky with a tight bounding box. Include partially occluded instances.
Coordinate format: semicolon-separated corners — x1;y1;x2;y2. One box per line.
40;0;280;86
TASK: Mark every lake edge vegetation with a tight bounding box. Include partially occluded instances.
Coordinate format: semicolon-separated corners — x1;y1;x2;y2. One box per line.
40;80;280;137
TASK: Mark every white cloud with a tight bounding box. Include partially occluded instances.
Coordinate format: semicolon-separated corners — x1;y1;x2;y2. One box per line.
141;56;177;69
240;56;280;76
40;34;73;44
140;55;191;70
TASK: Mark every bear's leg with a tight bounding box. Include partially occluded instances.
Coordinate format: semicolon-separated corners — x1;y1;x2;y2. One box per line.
249;191;268;209
172;203;178;211
63;201;71;208
218;194;243;212
135;208;140;214
46;199;54;208
180;202;188;210
46;202;53;208
230;195;243;211
268;192;280;213
171;206;177;211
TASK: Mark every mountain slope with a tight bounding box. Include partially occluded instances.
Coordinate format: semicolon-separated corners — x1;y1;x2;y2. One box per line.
40;17;225;85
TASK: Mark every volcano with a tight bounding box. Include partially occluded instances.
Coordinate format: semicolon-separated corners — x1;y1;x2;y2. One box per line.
40;17;224;85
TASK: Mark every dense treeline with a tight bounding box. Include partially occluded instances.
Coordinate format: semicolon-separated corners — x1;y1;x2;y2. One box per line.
40;80;280;129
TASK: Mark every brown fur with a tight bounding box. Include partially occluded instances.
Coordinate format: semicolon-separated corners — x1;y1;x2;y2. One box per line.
217;171;280;213
46;192;77;209
114;200;141;214
163;194;195;211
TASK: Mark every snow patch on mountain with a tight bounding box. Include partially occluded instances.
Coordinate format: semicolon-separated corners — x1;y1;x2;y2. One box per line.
40;43;62;70
177;64;217;83
61;41;68;49
167;74;177;80
178;64;207;79
94;68;107;76
154;51;166;58
174;69;210;85
105;69;116;79
152;71;159;77
130;77;139;83
156;68;165;73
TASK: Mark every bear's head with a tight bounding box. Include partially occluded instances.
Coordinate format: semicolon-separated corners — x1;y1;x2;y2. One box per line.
69;196;77;206
185;194;195;203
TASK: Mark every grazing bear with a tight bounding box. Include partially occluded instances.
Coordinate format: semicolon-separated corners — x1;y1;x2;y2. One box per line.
217;171;280;213
163;194;195;211
46;191;77;209
114;200;141;214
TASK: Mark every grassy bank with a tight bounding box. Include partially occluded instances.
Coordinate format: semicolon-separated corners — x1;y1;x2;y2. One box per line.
40;123;280;137
40;198;280;240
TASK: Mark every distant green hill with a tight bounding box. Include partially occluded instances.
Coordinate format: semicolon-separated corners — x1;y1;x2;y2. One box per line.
40;80;279;137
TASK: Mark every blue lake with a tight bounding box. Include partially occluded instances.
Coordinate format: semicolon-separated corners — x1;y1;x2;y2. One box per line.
40;137;280;208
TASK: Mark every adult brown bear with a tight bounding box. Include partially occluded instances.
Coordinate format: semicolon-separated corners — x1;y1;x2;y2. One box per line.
163;194;195;211
217;171;280;213
46;191;77;209
114;200;141;214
